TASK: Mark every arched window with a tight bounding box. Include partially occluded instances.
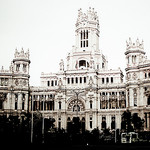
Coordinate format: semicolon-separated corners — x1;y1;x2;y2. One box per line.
79;60;86;68
73;105;80;112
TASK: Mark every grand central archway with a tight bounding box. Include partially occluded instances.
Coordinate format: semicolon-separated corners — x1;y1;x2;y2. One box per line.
67;97;85;133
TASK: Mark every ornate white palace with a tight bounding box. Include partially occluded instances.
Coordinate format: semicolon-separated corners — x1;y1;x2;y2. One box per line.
0;8;150;131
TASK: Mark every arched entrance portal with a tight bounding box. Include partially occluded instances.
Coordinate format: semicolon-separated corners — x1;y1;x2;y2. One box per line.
67;97;85;133
67;117;85;134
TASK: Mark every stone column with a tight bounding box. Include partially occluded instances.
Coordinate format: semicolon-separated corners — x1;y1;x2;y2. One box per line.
129;88;133;107
25;93;28;111
18;93;22;110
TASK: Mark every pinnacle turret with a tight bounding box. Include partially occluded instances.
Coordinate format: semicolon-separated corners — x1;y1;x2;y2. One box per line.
76;7;99;28
126;37;144;51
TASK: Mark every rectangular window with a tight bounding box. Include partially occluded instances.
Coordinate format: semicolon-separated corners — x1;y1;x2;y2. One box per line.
111;77;113;83
15;101;17;110
76;77;78;83
83;41;85;47
102;78;104;84
84;77;86;83
90;121;92;128
81;41;82;48
86;30;88;39
47;81;50;86
106;77;109;83
86;40;88;47
90;101;92;109
22;101;24;110
58;122;61;129
102;63;104;68
67;78;70;84
80;77;82;83
55;80;57;85
23;64;27;72
0;101;3;109
51;80;54;86
59;102;61;110
71;78;74;84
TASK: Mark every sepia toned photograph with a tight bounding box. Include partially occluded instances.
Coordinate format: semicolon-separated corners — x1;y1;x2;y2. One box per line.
0;0;150;149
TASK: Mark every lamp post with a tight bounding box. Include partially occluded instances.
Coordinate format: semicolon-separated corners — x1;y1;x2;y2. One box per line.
115;106;117;143
31;92;33;143
42;96;45;143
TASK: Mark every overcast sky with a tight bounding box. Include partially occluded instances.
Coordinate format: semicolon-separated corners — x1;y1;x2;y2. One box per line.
0;0;150;86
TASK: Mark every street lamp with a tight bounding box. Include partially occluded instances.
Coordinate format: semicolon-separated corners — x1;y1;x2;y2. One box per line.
31;92;33;143
42;94;45;143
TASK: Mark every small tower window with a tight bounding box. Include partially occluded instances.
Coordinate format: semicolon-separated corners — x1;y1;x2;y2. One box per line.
23;64;27;72
83;30;86;39
83;41;85;47
86;40;88;47
81;31;83;40
80;30;88;48
86;30;88;39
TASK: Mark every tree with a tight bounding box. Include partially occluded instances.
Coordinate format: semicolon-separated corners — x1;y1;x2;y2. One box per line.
132;113;144;132
121;110;144;132
121;110;133;132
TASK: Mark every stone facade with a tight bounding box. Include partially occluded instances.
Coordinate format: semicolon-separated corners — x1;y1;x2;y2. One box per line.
0;8;150;131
